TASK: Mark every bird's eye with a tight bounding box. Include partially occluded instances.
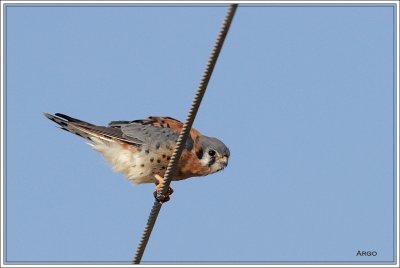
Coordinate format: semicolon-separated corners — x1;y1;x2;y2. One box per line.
208;149;216;157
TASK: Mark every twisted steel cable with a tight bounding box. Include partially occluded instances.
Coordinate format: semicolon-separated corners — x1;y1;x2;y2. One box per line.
133;4;238;264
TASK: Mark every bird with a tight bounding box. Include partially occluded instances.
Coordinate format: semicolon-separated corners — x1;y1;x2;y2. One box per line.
44;113;230;202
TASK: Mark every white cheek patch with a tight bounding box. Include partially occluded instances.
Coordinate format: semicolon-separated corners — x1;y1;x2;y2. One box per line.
199;154;210;167
199;152;228;174
198;154;219;174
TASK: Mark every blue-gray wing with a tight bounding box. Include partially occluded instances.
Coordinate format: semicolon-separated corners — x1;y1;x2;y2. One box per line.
117;123;179;148
108;117;193;150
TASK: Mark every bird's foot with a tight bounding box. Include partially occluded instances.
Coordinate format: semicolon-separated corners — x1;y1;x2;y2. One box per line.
153;174;174;203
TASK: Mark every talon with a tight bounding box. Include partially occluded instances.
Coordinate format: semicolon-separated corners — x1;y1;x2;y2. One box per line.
153;174;173;203
168;187;174;195
153;192;170;203
153;188;173;203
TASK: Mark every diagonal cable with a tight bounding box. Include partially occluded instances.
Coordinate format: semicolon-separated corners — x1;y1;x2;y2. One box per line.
133;4;238;264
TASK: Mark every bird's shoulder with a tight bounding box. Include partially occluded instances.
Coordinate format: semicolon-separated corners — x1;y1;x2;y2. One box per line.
109;116;202;150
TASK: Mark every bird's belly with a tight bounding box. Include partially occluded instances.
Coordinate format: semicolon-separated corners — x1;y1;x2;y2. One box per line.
90;140;171;184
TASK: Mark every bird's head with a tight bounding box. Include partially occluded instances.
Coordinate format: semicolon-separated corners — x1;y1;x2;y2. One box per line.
197;136;230;174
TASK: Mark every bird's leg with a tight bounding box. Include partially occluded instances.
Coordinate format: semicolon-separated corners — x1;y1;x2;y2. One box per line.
153;174;174;203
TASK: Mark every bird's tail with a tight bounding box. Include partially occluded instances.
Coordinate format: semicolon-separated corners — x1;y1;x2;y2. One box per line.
43;113;115;142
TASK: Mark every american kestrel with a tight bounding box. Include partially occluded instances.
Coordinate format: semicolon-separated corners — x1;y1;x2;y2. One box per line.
44;113;230;202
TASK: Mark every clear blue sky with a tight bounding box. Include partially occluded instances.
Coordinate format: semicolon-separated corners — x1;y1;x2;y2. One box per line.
3;2;397;264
